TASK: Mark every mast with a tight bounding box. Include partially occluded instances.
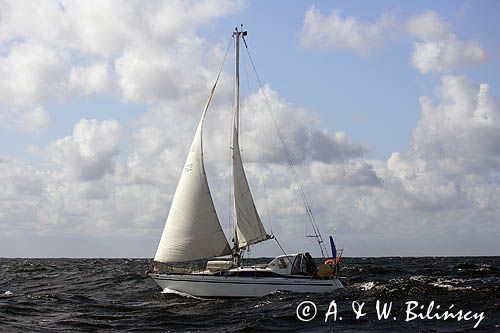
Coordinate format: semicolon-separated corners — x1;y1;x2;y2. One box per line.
232;26;245;259
231;26;271;265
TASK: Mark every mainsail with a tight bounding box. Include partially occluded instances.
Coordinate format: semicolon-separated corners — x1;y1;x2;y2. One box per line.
233;124;269;248
154;106;231;263
232;28;269;249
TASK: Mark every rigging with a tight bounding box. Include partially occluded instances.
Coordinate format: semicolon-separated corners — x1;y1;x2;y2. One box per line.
241;33;328;259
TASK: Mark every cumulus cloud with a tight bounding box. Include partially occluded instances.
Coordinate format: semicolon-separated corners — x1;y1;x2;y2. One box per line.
17;107;50;132
0;157;46;236
0;0;242;56
406;10;450;40
310;130;366;163
298;5;395;56
0;41;57;131
68;63;113;95
411;37;485;74
0;42;68;107
385;152;467;210
406;11;486;74
0;0;244;128
383;75;500;212
0;155;170;245
114;41;210;104
49;119;123;181
235;85;367;164
412;75;500;172
310;160;381;186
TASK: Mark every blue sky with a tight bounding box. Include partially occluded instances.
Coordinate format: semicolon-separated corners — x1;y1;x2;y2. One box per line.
1;0;499;257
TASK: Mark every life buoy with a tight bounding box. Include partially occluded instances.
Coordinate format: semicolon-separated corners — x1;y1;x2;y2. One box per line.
324;258;335;265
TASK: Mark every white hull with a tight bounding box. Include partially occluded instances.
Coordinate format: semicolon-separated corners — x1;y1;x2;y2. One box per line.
150;273;343;298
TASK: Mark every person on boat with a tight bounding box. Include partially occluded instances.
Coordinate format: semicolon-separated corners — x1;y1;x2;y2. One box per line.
304;252;317;276
231;246;241;267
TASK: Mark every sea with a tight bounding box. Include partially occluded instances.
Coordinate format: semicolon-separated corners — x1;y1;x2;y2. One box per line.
1;257;499;332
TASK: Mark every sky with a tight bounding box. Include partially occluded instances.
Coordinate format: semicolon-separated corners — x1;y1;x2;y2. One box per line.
1;0;499;258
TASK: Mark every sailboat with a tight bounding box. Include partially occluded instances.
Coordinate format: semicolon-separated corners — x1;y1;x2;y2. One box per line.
149;27;343;298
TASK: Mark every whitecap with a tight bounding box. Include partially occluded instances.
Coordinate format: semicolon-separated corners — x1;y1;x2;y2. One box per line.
430;278;472;291
254;300;272;308
359;281;375;291
161;288;204;300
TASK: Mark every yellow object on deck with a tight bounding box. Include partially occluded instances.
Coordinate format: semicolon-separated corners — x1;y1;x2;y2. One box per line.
317;264;333;278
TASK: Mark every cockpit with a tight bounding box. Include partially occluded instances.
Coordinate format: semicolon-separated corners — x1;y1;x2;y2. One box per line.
266;253;317;276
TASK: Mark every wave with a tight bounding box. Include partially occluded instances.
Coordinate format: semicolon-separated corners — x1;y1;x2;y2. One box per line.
1;257;499;332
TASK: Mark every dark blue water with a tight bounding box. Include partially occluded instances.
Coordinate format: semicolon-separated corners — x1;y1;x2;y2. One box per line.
1;257;499;332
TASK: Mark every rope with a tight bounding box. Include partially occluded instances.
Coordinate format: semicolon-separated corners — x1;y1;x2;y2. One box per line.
242;36;327;259
274;237;293;266
203;34;233;114
205;35;234;237
241;44;274;235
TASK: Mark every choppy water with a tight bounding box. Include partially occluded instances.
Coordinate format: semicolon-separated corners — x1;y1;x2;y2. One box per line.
1;257;499;332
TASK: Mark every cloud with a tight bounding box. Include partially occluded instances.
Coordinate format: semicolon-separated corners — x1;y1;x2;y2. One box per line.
298;6;395;56
0;157;46;236
0;0;244;128
0;41;65;132
114;40;210;104
17;107;50;132
68;63;113;95
382;75;500;211
234;85;367;164
411;36;486;74
406;10;450;40
310;130;366;163
0;42;68;107
310;160;381;186
385;152;467;210
0;155;169;243
412;75;500;172
49;119;123;181
406;11;486;74
0;0;243;57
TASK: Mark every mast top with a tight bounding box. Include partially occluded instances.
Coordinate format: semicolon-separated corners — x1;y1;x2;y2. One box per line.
233;25;247;37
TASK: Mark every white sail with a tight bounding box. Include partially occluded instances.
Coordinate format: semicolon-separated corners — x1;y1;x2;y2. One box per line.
154;110;231;263
232;30;269;249
233;129;269;248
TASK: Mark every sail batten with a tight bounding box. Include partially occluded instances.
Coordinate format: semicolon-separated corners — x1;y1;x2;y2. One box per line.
154;104;231;263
